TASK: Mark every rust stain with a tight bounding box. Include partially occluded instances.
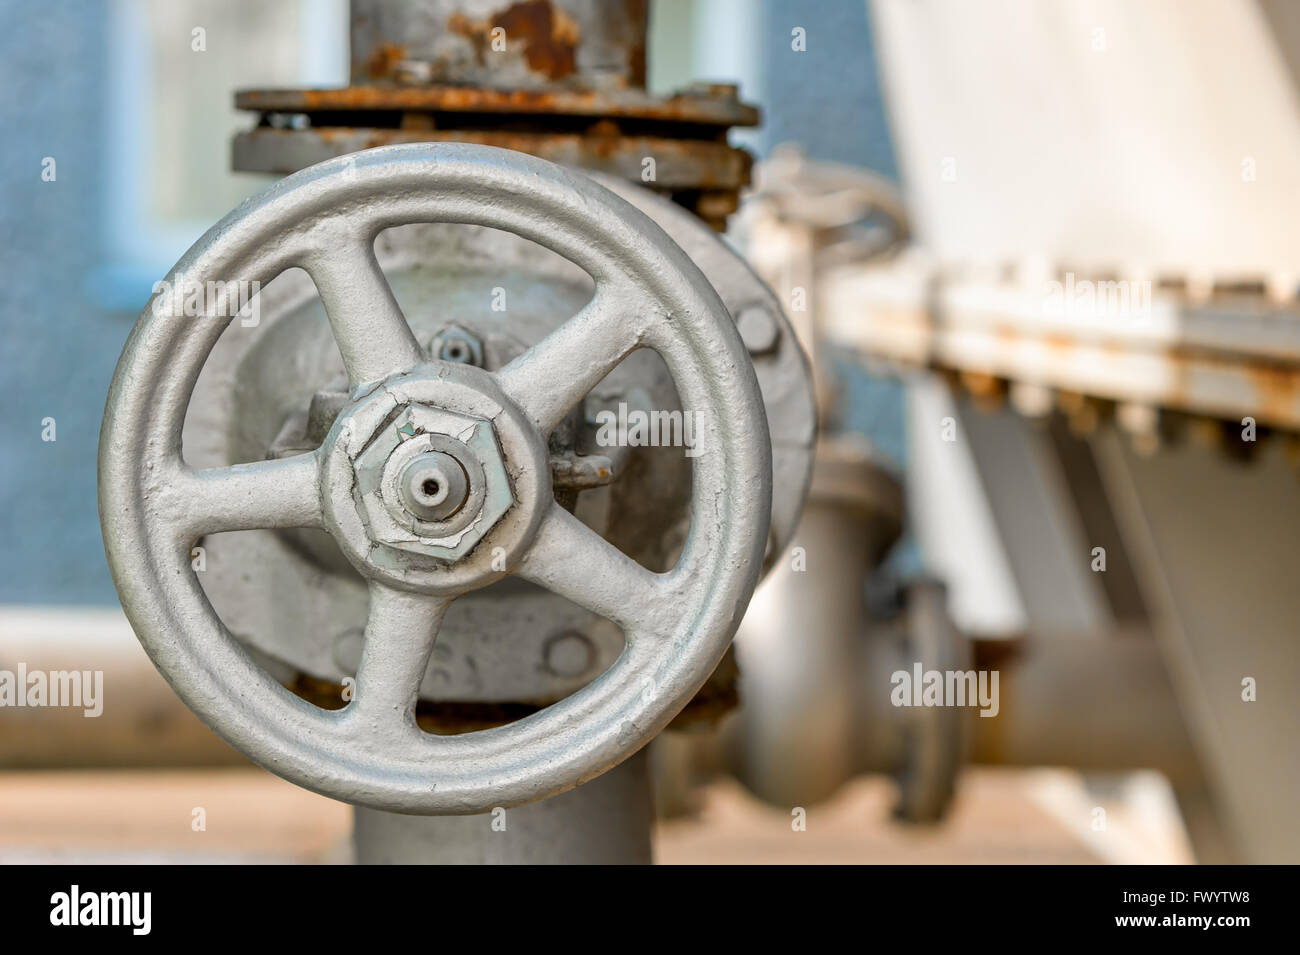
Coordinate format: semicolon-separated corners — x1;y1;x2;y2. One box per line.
248;127;748;189
958;370;1004;399
236;85;760;127
399;112;436;131
237;124;748;228
447;12;490;65
365;43;408;81
1041;332;1075;354
959;326;1300;429
968;638;1023;766
492;0;580;82
1242;359;1300;423
443;0;581;81
627;39;646;88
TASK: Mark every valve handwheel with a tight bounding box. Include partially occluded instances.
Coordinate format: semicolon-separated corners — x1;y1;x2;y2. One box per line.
99;143;772;813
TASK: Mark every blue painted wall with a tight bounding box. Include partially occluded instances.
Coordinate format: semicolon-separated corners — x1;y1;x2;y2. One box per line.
757;0;897;177
0;0;124;603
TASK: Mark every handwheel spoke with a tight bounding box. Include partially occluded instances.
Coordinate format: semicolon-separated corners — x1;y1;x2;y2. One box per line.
350;583;449;726
495;288;649;437
306;237;425;388
173;451;323;539
516;502;666;633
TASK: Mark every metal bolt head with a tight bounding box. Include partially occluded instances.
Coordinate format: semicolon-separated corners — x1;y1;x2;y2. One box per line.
350;403;515;563
397;451;470;522
316;365;552;597
543;631;596;678
432;325;484;367
735;304;780;355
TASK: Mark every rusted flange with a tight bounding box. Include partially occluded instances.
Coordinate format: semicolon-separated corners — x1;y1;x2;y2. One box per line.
233;82;758;230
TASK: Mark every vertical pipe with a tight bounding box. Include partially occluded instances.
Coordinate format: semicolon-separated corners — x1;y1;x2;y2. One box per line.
353;748;652;863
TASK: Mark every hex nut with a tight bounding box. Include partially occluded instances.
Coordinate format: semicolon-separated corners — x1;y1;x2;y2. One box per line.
431;325;484;367
350;402;515;563
543;631;596;678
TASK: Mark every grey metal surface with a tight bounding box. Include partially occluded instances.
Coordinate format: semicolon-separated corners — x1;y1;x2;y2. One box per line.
590;172;816;574
190;224;624;705
729;437;903;807
99;143;772;814
968;629;1200;783
354;748;652;863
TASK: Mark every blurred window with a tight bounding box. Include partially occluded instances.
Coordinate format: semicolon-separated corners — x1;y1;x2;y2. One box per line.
96;0;347;309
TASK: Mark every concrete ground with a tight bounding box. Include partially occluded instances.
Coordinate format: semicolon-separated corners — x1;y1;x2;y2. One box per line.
0;766;1193;864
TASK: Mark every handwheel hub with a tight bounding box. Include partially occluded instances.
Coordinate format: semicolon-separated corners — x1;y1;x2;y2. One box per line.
397;451;469;522
320;364;550;593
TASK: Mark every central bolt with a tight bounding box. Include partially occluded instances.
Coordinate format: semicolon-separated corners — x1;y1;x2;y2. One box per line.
397;451;470;522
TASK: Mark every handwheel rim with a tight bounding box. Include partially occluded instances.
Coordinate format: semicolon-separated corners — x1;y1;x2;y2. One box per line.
99;143;771;814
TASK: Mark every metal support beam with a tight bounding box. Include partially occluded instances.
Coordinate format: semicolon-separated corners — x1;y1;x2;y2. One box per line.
1093;429;1300;863
956;400;1112;634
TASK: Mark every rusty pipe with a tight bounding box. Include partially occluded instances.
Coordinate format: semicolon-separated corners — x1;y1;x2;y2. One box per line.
350;0;649;90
